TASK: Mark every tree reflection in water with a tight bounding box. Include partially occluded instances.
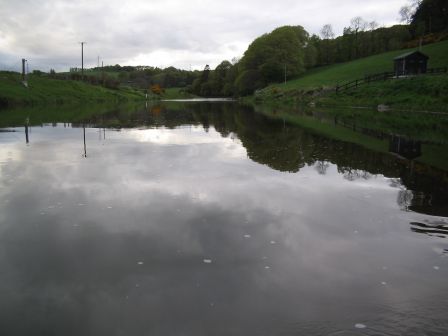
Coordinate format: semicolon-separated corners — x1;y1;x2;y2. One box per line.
66;101;448;218
410;219;448;238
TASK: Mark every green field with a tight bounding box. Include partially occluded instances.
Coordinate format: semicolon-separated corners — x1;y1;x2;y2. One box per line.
252;104;448;170
81;69;121;79
254;40;448;111
267;40;448;90
161;87;197;100
0;102;143;127
320;75;448;111
0;71;144;107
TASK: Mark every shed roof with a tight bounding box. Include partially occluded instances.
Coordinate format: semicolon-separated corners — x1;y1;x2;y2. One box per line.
394;51;429;60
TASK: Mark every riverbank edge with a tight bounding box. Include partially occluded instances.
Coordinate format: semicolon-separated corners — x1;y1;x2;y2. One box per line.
242;101;448;172
0;72;148;109
248;74;448;113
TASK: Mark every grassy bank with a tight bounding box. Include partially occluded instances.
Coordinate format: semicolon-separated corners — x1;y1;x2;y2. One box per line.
161;87;197;100
255;72;448;113
0;102;147;128
319;75;448;111
250;99;448;144
254;40;448;111
269;40;448;90
0;71;144;108
251;104;448;171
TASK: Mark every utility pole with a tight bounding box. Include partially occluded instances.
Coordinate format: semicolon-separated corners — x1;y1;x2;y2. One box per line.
22;58;26;82
97;56;100;68
79;42;86;81
101;60;104;86
21;58;29;87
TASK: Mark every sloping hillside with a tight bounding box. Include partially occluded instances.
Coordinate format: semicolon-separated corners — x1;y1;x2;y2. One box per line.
0;72;144;108
272;40;448;90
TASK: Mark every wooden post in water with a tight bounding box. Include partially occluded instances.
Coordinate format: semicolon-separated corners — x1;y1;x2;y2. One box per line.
83;126;87;158
25;118;29;144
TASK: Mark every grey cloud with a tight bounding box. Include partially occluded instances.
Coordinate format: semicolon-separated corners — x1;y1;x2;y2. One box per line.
0;0;405;71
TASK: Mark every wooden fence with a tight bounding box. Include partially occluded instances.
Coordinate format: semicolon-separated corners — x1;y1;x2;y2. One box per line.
335;67;447;94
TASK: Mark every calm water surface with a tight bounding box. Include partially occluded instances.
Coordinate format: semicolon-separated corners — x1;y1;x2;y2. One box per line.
0;102;447;335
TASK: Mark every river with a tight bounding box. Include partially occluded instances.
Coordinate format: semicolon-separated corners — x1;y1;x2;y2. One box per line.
0;101;447;335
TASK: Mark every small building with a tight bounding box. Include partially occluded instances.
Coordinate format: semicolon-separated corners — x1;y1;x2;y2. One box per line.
394;51;429;76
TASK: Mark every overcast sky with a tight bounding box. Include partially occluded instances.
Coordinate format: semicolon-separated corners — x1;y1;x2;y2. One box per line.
0;0;406;72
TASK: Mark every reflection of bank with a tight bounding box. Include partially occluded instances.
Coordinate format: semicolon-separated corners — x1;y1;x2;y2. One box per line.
25;119;29;144
69;102;448;217
388;136;448;217
389;135;421;160
83;125;87;158
410;220;448;239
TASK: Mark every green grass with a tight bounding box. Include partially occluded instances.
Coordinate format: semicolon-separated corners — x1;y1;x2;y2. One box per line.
320;75;448;112
269;40;448;90
161;87;197;100
255;40;448;112
252;105;387;152
0;102;140;127
58;69;121;79
253;104;448;170
0;71;144;107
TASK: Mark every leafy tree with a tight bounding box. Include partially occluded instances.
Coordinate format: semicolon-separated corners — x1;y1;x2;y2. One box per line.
235;70;264;96
239;25;313;90
350;17;368;58
304;43;318;68
411;0;448;35
319;24;335;64
259;61;284;83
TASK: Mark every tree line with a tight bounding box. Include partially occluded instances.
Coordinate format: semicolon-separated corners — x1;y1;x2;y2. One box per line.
188;0;447;97
68;64;200;90
55;0;446;96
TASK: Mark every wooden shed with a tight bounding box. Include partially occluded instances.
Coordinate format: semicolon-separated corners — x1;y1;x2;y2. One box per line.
394;51;429;76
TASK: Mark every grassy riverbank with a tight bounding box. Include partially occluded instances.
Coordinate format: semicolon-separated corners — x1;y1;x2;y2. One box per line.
161;87;197;100
319;75;448;112
254;40;448;111
268;40;448;90
0;71;145;108
251;104;448;171
0;102;147;127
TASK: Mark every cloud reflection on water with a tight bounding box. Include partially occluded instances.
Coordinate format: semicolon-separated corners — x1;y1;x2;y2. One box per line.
0;110;447;335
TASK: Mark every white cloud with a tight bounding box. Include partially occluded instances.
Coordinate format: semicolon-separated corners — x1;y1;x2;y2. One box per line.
0;0;405;71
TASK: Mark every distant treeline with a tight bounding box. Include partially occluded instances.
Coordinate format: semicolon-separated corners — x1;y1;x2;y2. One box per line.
56;0;447;96
187;0;447;97
66;65;199;91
